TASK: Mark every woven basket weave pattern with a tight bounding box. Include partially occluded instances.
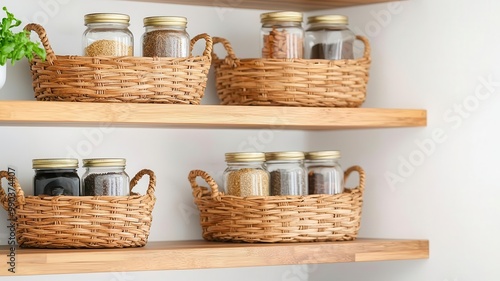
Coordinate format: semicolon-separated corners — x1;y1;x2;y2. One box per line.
212;36;371;107
0;169;156;248
25;23;212;104
188;166;364;243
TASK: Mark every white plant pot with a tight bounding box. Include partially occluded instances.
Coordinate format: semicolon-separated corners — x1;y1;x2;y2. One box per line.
0;64;5;89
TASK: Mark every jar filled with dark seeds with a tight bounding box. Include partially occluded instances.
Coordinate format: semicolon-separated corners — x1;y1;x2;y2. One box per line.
265;151;307;196
82;158;130;196
33;158;80;196
305;151;344;195
223;152;270;197
142;16;190;57
305;15;355;60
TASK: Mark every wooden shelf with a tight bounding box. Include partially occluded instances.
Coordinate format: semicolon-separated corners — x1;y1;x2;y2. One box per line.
0;101;426;130
0;239;429;276
123;0;400;11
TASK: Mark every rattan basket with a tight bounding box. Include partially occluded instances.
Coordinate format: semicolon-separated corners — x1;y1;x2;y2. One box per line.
0;169;156;248
188;165;365;243
212;36;371;107
24;23;212;104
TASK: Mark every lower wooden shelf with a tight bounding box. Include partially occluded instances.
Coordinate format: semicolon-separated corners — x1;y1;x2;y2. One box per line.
0;238;429;276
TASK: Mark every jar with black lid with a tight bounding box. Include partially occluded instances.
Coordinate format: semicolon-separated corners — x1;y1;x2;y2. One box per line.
142;16;190;57
260;11;304;59
223;152;270;197
265;151;307;196
305;15;355;60
82;158;130;196
33;158;80;196
83;13;134;56
305;151;344;195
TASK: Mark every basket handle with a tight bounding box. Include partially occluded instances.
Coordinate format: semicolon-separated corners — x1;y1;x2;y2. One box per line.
190;33;213;60
344;165;365;192
188;170;220;200
24;23;56;62
0;170;26;212
356;35;371;60
211;37;239;67
129;169;156;198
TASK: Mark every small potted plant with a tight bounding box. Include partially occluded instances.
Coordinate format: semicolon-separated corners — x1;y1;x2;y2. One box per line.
0;6;46;89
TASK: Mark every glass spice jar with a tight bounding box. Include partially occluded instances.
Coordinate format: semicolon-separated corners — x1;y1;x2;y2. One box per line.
260;11;304;59
223;152;270;197
83;13;134;56
82;158;130;196
142;16;190;57
265;151;307;196
33;158;80;196
305;151;344;195
305;15;355;60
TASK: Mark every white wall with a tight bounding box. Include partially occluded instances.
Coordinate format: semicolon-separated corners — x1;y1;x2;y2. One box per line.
1;0;498;280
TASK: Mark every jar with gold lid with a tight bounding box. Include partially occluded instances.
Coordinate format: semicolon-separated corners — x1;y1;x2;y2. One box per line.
33;158;80;196
142;16;190;57
260;11;304;59
223;152;270;197
265;151;307;196
305;150;344;194
305;15;355;60
82;158;130;196
83;13;134;56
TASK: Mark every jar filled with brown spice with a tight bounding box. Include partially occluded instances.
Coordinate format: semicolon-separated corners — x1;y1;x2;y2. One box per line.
141;16;190;57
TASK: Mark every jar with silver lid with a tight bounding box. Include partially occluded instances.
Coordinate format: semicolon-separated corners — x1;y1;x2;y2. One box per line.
265;151;307;196
142;16;190;57
260;11;304;59
305;151;344;195
82;158;130;196
33;158;80;196
83;13;133;56
305;15;355;60
223;152;270;197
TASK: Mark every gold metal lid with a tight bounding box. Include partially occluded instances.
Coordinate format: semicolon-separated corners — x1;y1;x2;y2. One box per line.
84;13;130;25
83;158;126;167
143;16;187;27
307;15;348;25
265;151;304;161
33;158;79;169
305;151;341;160
225;152;265;162
260;11;303;23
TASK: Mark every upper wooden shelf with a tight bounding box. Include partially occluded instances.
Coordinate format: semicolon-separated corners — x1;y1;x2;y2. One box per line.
0;239;429;276
123;0;399;11
0;101;426;130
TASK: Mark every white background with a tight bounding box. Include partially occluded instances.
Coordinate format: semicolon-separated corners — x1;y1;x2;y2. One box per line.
0;0;498;280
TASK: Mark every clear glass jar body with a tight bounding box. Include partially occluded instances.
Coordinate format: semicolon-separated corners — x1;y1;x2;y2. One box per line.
82;159;130;196
83;14;133;56
260;12;304;59
33;158;80;196
223;154;270;197
305;15;355;60
266;159;307;196
142;17;190;57
306;154;344;195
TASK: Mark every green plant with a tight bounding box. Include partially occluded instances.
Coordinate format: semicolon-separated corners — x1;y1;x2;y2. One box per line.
0;7;46;65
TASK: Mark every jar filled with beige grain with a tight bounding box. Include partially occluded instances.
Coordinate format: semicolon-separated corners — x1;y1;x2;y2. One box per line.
223;152;270;197
83;13;134;56
260;11;304;59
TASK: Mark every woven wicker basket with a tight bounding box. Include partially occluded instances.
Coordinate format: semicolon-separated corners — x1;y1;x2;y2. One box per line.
24;23;212;104
212;36;371;107
0;169;156;248
188;165;365;243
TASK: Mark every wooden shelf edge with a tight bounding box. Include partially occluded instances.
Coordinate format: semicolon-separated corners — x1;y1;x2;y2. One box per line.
0;101;426;130
121;0;399;11
0;238;429;276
